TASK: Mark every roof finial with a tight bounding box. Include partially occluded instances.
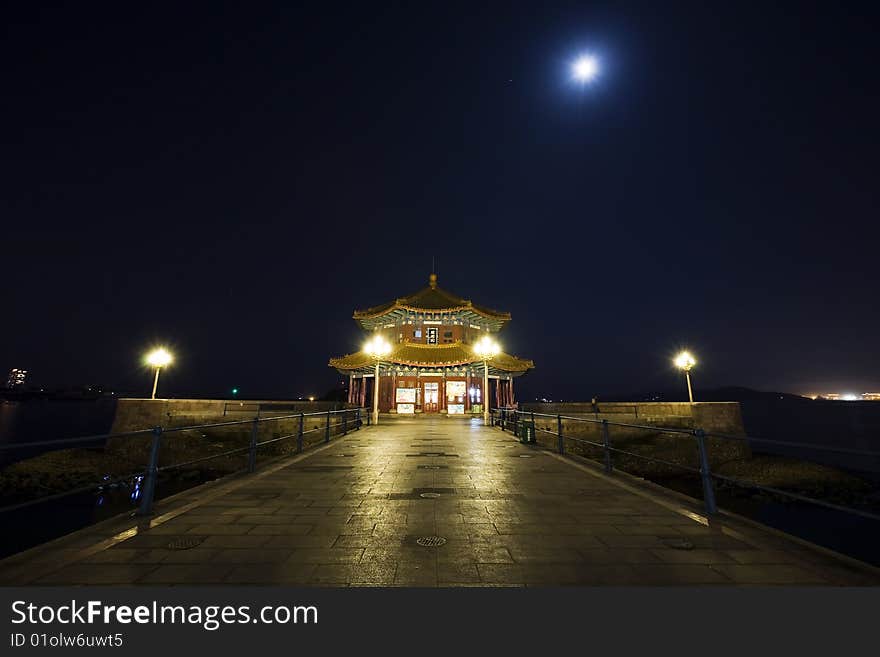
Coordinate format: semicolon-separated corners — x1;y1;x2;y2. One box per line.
429;272;437;289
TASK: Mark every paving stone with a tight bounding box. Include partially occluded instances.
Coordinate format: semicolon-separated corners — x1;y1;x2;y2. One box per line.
711;564;831;585
288;548;365;564
211;549;294;564
35;564;160;585
629;564;733;585
187;524;254;535
649;548;741;564
199;535;274;548
138;564;235;584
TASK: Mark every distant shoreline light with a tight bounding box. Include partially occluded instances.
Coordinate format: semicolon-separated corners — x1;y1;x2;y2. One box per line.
806;392;880;401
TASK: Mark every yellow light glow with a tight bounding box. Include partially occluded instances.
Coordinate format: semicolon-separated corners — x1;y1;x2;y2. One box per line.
674;351;696;370
363;335;391;358
146;347;173;368
475;336;500;359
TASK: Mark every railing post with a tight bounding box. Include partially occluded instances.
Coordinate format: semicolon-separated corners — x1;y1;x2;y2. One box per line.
513;411;518;437
247;415;259;473
325;409;331;443
137;426;162;516
695;428;717;515
557;414;564;454
355;407;361;431
342;410;348;435
601;419;613;474
297;412;304;453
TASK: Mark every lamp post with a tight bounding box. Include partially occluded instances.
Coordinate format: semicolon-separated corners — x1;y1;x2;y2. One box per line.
364;335;391;425
674;351;697;403
475;336;500;425
145;348;173;400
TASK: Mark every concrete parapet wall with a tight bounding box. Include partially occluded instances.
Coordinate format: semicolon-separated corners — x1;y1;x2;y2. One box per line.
518;402;749;476
105;399;361;476
110;398;352;434
519;401;746;435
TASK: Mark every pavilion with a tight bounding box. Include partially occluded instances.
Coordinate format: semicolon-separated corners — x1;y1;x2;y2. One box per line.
329;274;534;415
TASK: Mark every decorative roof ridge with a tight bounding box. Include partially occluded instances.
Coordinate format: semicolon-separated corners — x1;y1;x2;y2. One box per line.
351;274;511;321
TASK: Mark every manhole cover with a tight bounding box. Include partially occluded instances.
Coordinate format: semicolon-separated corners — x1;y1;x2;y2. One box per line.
416;536;447;547
166;536;205;550
419;492;441;499
663;538;695;550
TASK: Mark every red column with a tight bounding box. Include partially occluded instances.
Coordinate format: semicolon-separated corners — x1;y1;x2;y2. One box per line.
465;371;471;412
495;378;501;408
510;377;515;406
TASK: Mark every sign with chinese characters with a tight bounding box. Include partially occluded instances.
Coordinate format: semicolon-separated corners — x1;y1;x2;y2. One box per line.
446;381;466;400
397;403;415;414
447;403;465;415
426;327;438;344
396;388;416;403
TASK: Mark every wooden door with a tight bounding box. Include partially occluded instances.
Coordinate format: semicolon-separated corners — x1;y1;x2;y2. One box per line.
423;382;439;413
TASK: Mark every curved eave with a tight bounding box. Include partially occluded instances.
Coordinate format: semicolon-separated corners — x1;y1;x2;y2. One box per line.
355;306;511;332
329;347;533;376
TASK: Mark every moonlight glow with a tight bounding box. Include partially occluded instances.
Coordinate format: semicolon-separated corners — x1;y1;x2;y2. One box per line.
572;55;599;82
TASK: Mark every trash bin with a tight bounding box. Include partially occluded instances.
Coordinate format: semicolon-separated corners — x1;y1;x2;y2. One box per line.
519;420;535;444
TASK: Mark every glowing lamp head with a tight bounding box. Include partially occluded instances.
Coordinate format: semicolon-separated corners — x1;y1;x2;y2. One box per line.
146;348;173;368
572;55;598;82
674;351;696;371
475;336;500;359
364;335;391;359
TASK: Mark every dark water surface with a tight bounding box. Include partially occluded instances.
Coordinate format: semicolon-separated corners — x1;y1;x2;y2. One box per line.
0;399;118;466
0;473;213;559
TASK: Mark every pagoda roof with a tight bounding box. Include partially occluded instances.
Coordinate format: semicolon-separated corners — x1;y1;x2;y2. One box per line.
329;341;534;375
353;274;511;330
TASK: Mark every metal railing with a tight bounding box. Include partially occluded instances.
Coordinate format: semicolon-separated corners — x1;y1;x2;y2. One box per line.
0;406;369;516
491;407;880;522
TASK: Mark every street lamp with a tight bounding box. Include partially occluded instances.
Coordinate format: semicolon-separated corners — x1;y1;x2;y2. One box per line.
475;336;500;425
364;335;391;425
572;55;599;82
145;348;173;400
674;351;697;403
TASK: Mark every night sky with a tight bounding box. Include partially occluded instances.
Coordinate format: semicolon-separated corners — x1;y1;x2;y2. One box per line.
2;1;878;401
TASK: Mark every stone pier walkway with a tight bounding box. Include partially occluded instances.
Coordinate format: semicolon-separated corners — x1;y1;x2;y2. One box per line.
2;416;878;586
